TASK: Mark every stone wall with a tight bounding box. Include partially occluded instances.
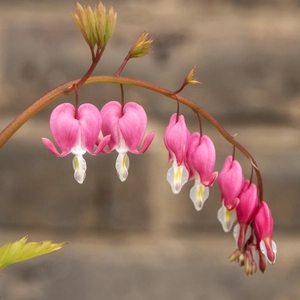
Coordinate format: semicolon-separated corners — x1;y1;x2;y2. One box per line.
0;0;300;235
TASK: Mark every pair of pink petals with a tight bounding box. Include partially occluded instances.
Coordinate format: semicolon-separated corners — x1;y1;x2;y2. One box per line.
42;103;110;184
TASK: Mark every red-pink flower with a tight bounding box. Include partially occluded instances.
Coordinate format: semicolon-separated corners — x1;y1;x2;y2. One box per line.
218;155;244;211
100;101;154;182
42;103;110;184
187;132;218;210
254;201;277;264
234;180;259;248
164;113;190;194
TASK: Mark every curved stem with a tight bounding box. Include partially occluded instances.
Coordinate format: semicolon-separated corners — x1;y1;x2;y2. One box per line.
0;75;263;200
67;46;104;94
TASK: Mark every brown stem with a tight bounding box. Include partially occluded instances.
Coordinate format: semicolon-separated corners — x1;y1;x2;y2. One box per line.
67;46;104;94
0;75;263;200
120;84;125;115
114;52;131;76
195;112;202;138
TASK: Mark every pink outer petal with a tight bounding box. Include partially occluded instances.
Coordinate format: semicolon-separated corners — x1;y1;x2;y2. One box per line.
187;132;200;180
218;155;244;211
164;114;190;166
90;135;111;155
254;201;275;264
133;132;155;154
189;134;218;186
49;103;79;154
236;180;259;225
100;101;122;150
41;138;68;157
77;103;102;153
254;201;274;241
119;102;149;152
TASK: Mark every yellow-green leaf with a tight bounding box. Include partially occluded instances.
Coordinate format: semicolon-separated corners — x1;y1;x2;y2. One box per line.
0;236;67;271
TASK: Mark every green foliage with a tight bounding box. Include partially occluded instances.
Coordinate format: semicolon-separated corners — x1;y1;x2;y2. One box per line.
0;236;66;270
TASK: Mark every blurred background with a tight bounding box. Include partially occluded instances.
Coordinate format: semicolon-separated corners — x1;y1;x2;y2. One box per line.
0;0;300;299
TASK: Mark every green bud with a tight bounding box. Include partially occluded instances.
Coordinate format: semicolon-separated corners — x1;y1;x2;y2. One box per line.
129;32;153;58
185;67;201;85
71;1;117;50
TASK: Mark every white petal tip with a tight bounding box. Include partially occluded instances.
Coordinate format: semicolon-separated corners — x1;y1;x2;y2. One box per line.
189;183;209;211
73;155;87;184
167;164;189;194
116;152;129;182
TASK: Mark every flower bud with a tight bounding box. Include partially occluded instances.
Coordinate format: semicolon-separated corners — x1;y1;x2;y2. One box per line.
254;201;277;264
129;32;153;58
235;180;258;248
71;1;117;50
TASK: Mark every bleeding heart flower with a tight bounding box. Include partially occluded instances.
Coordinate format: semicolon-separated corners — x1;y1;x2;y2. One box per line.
254;201;277;265
235;180;259;248
187;132;218;210
164;113;190;194
42;103;110;184
218;155;244;211
100;101;154;182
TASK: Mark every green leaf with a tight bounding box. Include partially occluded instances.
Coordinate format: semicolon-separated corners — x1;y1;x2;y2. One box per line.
0;236;67;270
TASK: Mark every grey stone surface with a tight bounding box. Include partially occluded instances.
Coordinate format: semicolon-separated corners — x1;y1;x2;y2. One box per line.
0;231;299;300
0;0;300;299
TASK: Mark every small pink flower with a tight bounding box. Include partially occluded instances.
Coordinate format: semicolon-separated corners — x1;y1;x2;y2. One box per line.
164;113;190;194
218;155;244;211
100;101;154;182
254;201;277;264
187;132;218;210
42;103;110;184
235;180;259;248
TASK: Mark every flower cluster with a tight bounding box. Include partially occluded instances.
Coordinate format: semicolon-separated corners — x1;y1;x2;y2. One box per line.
163;113;277;275
218;156;277;275
164;113;218;210
42;101;154;184
43;102;276;275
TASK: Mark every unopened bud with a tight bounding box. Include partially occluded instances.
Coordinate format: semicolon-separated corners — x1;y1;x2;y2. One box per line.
244;250;252;275
229;249;241;262
185;67;201;85
129;32;153;58
71;1;117;50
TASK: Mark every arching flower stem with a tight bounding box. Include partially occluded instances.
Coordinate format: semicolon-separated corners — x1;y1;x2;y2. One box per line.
0;75;263;200
195;111;203;138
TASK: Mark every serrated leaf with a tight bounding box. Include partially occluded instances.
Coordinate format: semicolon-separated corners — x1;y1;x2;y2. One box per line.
0;236;67;271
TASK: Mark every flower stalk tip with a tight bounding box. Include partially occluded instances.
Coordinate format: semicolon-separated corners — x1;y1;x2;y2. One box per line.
71;1;117;51
185;67;201;85
129;32;154;59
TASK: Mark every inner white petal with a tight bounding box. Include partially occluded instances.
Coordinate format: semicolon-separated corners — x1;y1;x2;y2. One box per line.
167;163;189;194
189;181;209;211
72;155;87;184
115;152;130;182
217;202;236;233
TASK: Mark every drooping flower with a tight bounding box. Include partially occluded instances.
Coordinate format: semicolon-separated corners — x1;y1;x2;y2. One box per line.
42;103;110;184
254;201;277;265
218;155;244;211
100;101;154;182
235;180;259;248
187;132;218;210
164;113;190;194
